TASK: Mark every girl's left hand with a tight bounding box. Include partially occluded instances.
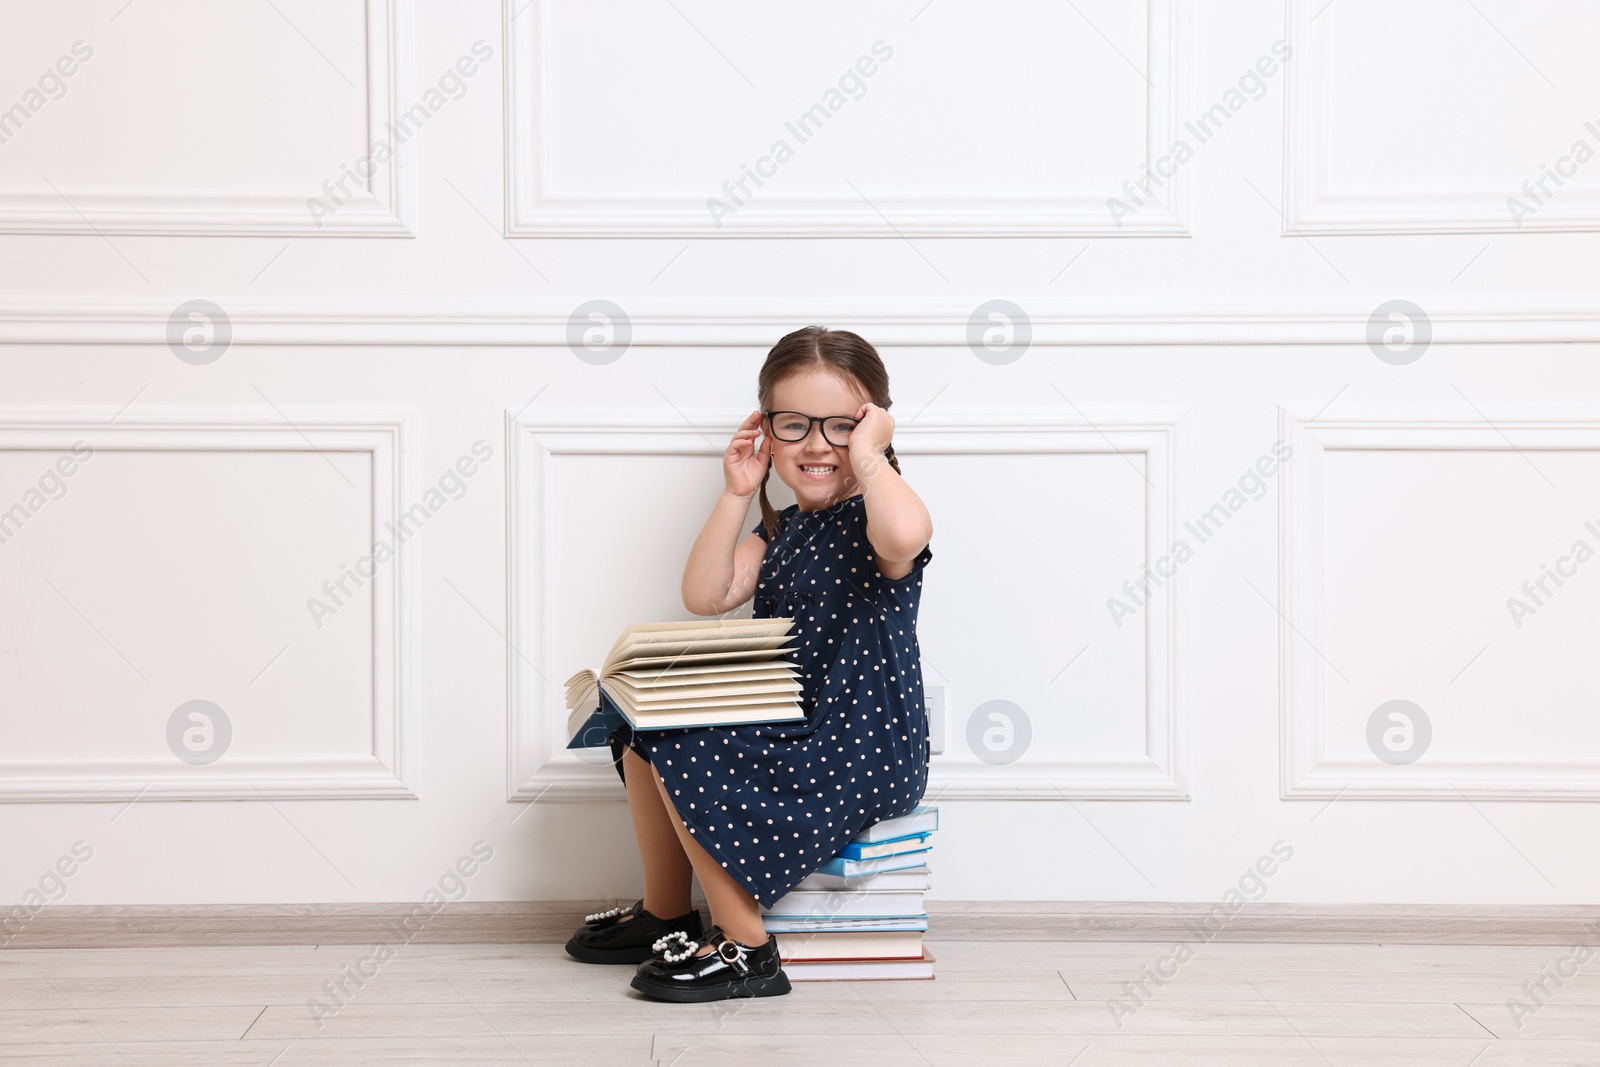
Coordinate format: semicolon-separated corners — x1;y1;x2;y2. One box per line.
848;402;894;464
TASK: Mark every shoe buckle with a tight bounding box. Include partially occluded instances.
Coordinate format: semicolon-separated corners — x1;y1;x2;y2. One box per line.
716;938;748;974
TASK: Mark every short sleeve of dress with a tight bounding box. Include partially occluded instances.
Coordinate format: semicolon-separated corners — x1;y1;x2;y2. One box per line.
870;535;931;639
884;541;933;586
752;505;796;544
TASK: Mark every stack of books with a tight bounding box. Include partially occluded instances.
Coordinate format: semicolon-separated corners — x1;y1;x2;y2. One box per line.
761;803;939;981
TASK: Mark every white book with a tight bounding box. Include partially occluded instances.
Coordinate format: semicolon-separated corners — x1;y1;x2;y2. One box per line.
776;929;924;962
851;803;939;843
761;889;926;918
763;914;926;933
795;864;931;893
785;948;936;981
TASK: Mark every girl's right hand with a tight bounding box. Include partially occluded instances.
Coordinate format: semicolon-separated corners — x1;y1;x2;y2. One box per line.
724;409;772;500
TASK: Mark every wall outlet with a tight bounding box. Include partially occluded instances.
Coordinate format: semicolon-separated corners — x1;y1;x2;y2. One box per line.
926;683;945;755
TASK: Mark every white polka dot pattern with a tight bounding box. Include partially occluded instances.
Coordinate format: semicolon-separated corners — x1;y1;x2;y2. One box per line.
610;492;932;908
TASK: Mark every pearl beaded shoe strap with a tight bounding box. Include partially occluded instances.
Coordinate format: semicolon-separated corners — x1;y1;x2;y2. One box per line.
651;930;697;964
650;929;750;972
583;900;638;924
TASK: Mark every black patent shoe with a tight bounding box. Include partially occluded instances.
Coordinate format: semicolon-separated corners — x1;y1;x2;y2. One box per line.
565;899;704;965
629;923;792;1002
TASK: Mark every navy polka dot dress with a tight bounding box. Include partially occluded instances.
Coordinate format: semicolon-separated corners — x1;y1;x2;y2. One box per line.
608;491;932;908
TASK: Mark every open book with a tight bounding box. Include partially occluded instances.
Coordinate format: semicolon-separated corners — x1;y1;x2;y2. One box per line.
564;618;806;748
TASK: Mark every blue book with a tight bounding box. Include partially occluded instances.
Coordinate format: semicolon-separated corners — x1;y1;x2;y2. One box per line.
834;832;933;861
566;686;628;750
814;848;932;879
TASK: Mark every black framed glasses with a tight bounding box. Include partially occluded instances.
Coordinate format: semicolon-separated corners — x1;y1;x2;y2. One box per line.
763;410;858;447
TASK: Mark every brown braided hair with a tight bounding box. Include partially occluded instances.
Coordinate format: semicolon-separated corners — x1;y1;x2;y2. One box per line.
756;325;902;541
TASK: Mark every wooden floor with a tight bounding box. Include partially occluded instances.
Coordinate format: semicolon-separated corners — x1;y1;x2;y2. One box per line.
1;939;1596;1065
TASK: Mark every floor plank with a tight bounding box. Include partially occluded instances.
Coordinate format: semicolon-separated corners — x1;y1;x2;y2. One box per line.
3;939;1595;1066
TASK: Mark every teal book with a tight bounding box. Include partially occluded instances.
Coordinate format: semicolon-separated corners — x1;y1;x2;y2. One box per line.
834;832;933;861
815;848;932;879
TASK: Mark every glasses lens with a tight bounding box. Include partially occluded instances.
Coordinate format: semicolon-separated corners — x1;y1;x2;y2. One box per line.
769;413;810;441
823;419;856;446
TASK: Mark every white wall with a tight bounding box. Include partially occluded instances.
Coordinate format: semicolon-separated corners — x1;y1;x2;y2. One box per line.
3;0;1599;908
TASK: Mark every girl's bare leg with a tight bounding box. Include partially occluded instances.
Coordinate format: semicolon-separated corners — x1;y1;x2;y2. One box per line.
619;746;694;922
647;756;769;953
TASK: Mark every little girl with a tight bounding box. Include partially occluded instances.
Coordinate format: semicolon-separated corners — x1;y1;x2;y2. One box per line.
564;325;934;1002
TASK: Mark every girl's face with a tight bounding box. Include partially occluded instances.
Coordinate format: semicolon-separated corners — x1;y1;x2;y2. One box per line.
765;367;870;512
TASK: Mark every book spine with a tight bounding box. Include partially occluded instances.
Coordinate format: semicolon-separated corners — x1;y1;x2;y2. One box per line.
842;833;931;859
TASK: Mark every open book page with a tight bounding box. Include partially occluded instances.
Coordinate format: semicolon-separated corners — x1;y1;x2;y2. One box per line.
600;619;792;672
616;661;799;682
609;677;802;704
614;668;800;691
611;690;803;712
611;618;791;643
620;647;797;670
567;618;808;736
608;633;796;670
627;702;807;727
564;670;599;712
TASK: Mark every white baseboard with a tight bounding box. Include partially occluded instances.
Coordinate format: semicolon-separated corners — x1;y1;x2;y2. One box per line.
5;901;1598;949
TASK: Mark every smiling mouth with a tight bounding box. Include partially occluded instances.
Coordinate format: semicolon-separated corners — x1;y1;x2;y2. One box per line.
798;464;837;480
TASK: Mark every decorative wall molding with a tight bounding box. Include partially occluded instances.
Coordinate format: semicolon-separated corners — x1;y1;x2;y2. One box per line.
503;0;1187;236
1278;403;1600;800
0;407;420;800
8;296;1600;346
0;0;415;237
507;408;1188;801
1282;0;1600;234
